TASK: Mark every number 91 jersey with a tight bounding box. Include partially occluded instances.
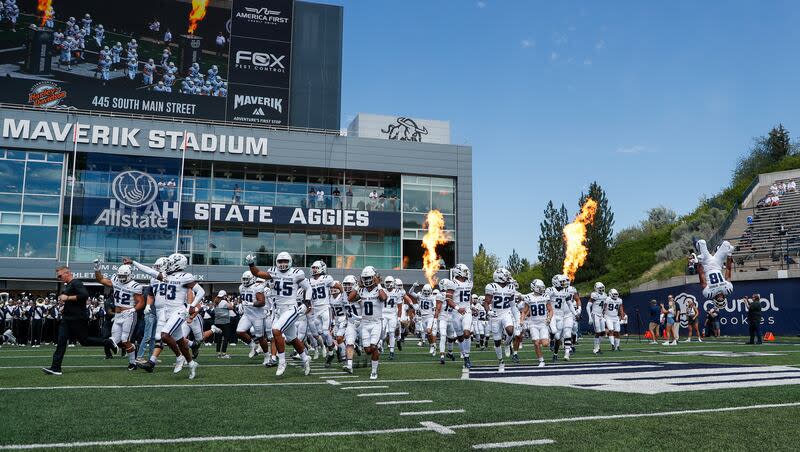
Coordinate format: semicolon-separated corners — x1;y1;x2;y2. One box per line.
111;275;143;310
155;272;195;311
309;274;334;309
446;279;473;309
269;267;306;309
485;283;515;313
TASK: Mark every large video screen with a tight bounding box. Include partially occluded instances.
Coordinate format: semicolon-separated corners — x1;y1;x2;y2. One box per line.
0;0;293;126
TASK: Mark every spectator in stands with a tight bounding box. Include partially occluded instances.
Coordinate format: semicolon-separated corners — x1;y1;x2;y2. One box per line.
332;187;342;209
746;294;763;345
778;181;787;195
769;183;779;195
788;180;797;193
706;306;721;338
346;185;354;210
308;188;316;208
778;224;788;236
368;189;378;210
771;195;780;206
647;300;661;344
215;32;227;56
316;189;325;208
683;299;702;342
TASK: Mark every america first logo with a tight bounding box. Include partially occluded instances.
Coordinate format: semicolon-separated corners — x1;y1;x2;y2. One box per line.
111;171;159;208
237;7;289;25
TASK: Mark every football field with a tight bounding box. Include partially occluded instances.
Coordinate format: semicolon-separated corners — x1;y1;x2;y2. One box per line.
1;337;800;451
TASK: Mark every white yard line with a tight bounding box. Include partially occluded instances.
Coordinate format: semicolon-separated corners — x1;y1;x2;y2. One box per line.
356;392;409;397
419;421;455;435
1;402;798;449
400;409;465;416
341;385;389;390
472;439;555;449
324;380;341;386
375;400;433;405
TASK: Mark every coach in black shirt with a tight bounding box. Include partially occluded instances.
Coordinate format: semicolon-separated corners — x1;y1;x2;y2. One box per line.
746;294;763;345
43;266;110;376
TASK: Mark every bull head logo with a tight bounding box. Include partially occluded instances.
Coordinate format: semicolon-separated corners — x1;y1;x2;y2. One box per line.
381;117;429;142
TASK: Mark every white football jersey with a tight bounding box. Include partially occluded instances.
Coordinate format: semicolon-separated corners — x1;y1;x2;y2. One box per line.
523;293;550;325
268;267;307;309
309;274;334;309
446;278;474;309
416;294;437;317
473;303;487;321
589;292;607;316
545;286;575;318
330;293;348;319
485;283;516;313
154;271;195;311
355;285;384;322
149;277;162;309
436;293;453;316
604;297;623;319
383;288;405;318
111;275;143;310
239;282;267;318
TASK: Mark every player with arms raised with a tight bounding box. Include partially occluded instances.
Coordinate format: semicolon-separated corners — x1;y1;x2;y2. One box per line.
93;261;144;370
246;252;313;377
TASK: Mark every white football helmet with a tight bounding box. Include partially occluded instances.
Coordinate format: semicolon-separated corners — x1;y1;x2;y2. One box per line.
551;275;562;289
594;282;605;294
432;289;440;296
394;278;403;289
153;256;168;273
310;260;326;276
342;275;357;293
451;263;471;281
493;268;511;284
384;276;395;290
116;264;133;283
167;253;187;273
360;266;377;288
275;252;292;272
531;279;545;295
609;289;619;300
438;278;450;292
561;275;571;288
241;270;256;287
421;284;433;296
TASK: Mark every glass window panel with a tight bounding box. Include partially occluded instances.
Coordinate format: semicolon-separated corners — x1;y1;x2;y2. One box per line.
403;230;417;239
402;188;430;213
41;215;59;226
23;195;60;214
444;215;456;230
403;213;425;229
0;194;22;213
26;152;47;161
19;226;58;258
6;150;26;160
430;177;454;188
432;189;455;214
209;230;242;253
0;160;25;193
47;153;65;162
22;214;41;225
335;255;363;270
25;162;62;195
365;256;400;270
275;232;305;253
0;231;18;257
1;213;20;224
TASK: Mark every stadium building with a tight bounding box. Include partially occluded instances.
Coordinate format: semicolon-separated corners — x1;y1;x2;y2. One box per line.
0;0;472;292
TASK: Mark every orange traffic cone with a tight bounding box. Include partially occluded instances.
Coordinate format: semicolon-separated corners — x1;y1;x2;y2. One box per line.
644;331;653;339
764;332;775;341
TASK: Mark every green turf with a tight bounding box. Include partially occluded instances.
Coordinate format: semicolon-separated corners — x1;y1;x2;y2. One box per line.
0;337;799;451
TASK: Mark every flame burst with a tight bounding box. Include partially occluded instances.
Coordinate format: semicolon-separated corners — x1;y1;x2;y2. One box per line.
422;210;451;286
562;198;598;281
37;0;53;27
187;0;210;35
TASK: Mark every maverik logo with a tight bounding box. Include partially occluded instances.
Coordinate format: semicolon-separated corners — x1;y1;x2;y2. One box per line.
111;171;158;207
233;95;283;114
235;51;286;73
236;7;289;25
381;117;429;142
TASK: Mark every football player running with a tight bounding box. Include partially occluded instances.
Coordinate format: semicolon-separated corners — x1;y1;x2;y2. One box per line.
308;261;342;367
407;282;438;355
520;279;553;367
471;294;488;350
604;289;625;351
129;254;204;379
483;268;516;372
348;266;388;380
546;274;581;362
434;284;456;364
381;276;407;360
341;275;360;373
692;239;735;307
329;281;348;366
246;252;313;377
93;261;144;370
446;264;474;368
236;271;271;364
587;282;608;355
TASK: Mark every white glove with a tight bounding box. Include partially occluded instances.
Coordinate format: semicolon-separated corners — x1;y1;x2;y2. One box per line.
92;258;101;272
218;290;227;298
588;315;594;325
144;304;152;315
575;306;582;317
297;304;308;314
245;254;255;265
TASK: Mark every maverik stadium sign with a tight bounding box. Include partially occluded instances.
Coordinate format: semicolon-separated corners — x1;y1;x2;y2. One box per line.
2;118;268;157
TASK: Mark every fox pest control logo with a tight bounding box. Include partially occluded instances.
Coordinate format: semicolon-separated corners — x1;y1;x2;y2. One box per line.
238;7;289;25
381;117;429;142
28;81;67;108
234;50;286;73
111;171;158;207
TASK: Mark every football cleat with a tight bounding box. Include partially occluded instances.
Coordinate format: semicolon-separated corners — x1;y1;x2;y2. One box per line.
276;361;287;376
511;353;520;364
344;365;353;374
303;357;311;376
397;340;402;351
290;351;301;361
389;352;395;361
138;361;155;373
504;346;511;358
439;356;445;365
447;352;455;361
42;367;62;376
173;356;186;373
191;342;201;360
369;371;378;380
312;348;320;360
538;360;545;368
248;343;258;359
325;353;335;368
127;363;137;371
498;361;505;372
464;357;472;369
552;354;558;363
188;360;198;380
429;346;435;356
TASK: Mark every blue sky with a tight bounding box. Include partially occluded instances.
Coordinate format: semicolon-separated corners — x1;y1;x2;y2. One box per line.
332;0;800;262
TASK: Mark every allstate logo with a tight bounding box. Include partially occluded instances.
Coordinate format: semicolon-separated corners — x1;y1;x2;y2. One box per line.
673;292;697;328
111;171;159;207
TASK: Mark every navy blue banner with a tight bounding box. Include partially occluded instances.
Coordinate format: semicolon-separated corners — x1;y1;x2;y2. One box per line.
65;196;400;231
617;279;800;336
